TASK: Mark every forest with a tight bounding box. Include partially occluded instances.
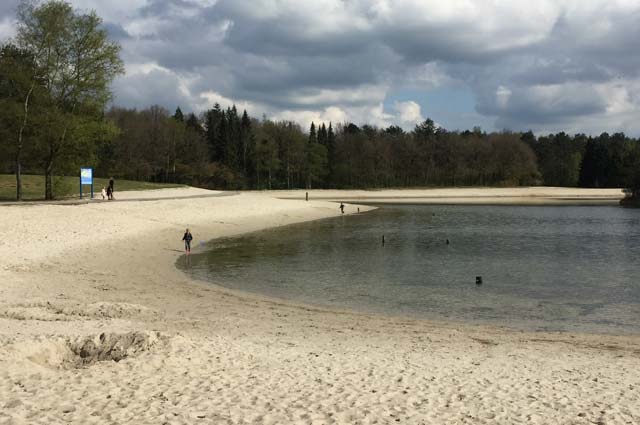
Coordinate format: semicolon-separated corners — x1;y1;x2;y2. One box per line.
45;104;640;192
3;99;640;197
1;1;639;200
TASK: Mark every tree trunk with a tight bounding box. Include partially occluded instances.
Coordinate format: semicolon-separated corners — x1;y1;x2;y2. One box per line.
45;160;53;200
16;161;22;201
256;163;260;189
243;139;247;176
286;160;290;189
16;81;35;201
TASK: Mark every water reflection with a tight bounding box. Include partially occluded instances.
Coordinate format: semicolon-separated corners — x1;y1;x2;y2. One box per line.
181;205;640;334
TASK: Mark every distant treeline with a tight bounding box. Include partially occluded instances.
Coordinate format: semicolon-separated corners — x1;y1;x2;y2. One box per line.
95;105;640;192
94;106;540;189
3;102;640;195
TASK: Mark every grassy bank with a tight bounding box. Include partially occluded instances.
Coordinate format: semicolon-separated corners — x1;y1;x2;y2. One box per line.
0;174;184;201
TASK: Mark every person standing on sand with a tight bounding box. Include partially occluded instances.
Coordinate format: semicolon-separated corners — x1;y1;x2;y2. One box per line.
108;177;115;200
101;187;107;200
340;202;345;214
182;228;193;254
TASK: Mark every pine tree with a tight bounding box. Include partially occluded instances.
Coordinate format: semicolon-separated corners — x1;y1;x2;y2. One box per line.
222;105;240;169
327;122;336;186
215;109;228;164
305;121;328;188
309;122;317;143
414;119;437;142
240;109;252;176
185;113;201;134
205;103;222;161
173;107;184;122
318;123;327;146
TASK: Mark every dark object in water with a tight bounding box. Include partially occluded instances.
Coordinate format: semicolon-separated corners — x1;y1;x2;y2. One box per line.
446;239;450;245
382;235;385;245
476;276;483;285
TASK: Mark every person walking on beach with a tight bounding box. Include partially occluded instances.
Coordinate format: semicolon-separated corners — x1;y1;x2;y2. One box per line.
339;202;345;214
101;187;107;200
108;177;115;200
182;228;193;254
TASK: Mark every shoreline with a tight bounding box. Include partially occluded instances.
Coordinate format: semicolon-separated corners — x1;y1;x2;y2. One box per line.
181;264;640;338
179;208;639;338
1;187;639;424
265;187;626;205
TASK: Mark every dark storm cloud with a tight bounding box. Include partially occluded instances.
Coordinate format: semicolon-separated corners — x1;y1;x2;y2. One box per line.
103;22;130;41
481;86;608;124
214;7;371;57
2;0;640;134
118;0;398;111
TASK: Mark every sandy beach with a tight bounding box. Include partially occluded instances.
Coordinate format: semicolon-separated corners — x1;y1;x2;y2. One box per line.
268;187;626;205
1;187;639;425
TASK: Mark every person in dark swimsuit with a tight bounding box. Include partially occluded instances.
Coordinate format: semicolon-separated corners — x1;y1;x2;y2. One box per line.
182;228;193;254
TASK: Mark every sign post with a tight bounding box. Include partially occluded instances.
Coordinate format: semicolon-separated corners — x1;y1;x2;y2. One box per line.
80;167;94;199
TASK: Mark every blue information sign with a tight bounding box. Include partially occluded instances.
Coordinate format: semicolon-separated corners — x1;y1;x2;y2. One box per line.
80;168;93;185
80;167;94;199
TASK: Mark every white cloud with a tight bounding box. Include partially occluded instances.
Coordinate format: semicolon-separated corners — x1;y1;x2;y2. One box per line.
0;18;15;40
285;85;388;107
271;103;403;129
197;90;254;114
495;86;512;109
404;62;454;90
394;101;424;125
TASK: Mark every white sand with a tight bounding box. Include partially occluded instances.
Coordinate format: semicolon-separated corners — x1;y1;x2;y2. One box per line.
1;188;639;424
269;187;626;205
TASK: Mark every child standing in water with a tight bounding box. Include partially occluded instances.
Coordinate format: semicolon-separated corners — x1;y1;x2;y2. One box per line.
182;228;193;254
340;202;345;214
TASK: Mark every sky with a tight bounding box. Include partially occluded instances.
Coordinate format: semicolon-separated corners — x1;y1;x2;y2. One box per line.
1;0;639;135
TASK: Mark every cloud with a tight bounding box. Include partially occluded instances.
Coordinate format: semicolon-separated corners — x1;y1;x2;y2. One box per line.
394;101;424;125
111;65;195;111
0;17;15;40
1;0;639;134
0;1;17;18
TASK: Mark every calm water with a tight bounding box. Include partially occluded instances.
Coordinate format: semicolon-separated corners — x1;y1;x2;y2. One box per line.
180;205;640;334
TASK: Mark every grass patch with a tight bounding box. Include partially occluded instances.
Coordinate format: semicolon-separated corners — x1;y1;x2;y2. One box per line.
0;174;185;201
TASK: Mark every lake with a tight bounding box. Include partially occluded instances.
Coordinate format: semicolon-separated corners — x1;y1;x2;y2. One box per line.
180;205;640;334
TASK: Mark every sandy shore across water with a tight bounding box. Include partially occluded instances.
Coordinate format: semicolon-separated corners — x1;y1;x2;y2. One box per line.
1;187;638;424
268;187;626;205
